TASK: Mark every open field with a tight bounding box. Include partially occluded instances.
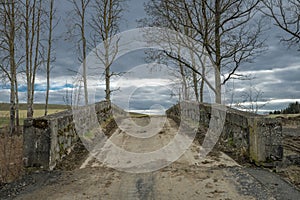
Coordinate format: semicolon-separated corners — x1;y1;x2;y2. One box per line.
0;103;70;111
0;103;70;128
267;113;300;119
0;104;69;183
128;112;150;118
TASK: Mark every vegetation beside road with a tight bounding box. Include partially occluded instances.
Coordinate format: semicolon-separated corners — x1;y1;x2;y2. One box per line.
0;103;69;184
0;103;70;111
0;103;69;128
267;114;300;119
128;112;150;118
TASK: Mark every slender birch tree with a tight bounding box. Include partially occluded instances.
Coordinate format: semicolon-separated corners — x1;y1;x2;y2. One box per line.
67;0;91;105
44;0;56;116
90;0;125;102
0;0;21;134
23;0;44;118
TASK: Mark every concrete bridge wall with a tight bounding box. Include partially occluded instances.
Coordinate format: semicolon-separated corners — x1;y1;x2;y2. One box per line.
166;102;283;166
23;101;125;170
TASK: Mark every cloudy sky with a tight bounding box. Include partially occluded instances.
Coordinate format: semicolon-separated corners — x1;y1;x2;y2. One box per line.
1;0;299;114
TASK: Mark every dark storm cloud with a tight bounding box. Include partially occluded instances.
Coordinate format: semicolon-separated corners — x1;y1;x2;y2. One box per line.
237;65;300;99
274;69;300;82
41;0;150;87
111;50;148;73
241;26;300;72
225;65;300;113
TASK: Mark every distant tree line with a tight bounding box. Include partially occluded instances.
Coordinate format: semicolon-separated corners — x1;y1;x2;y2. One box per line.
270;102;300;115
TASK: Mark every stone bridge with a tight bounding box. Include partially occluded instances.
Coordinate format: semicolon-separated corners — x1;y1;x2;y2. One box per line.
23;101;125;170
10;101;300;200
166;102;283;166
23;101;283;170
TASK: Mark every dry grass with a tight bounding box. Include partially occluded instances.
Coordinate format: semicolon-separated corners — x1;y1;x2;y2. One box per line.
128;112;150;118
0;105;68;184
0;109;66;128
267;114;300;119
0;132;23;184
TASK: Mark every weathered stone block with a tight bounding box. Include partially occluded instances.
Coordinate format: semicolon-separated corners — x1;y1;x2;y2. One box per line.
23;101;114;170
166;101;283;166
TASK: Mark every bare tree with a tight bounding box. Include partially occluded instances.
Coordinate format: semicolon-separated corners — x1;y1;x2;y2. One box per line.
90;0;125;102
67;0;91;105
262;0;300;48
44;0;56;116
178;53;190;100
144;0;265;104
143;48;193;101
0;1;22;134
235;81;267;114
63;81;73;107
23;0;44;118
142;2;207;103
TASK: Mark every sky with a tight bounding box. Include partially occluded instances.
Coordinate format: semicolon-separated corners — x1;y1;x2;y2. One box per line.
0;0;300;114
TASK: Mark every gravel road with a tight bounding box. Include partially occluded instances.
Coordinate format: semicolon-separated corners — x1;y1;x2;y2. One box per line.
2;116;300;200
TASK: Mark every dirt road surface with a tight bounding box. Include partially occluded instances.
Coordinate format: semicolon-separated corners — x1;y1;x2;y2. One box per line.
4;117;300;200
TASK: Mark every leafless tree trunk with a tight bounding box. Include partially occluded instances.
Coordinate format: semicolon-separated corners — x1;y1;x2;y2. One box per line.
15;77;19;129
214;0;222;104
178;61;189;100
9;2;16;134
90;0;125;102
24;0;43;118
0;1;20;134
235;80;267;114
142;1;205;102
81;0;89;106
144;0;265;104
262;0;300;48
175;34;190;101
45;0;55;116
63;81;73;107
68;0;90;106
188;39;201;102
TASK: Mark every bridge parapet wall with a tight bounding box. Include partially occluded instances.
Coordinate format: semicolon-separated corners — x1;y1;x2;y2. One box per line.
166;102;283;165
23;101;125;170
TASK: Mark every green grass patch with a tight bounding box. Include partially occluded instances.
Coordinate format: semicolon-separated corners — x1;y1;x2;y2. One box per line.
267;114;300;119
0;117;10;127
129;112;150;118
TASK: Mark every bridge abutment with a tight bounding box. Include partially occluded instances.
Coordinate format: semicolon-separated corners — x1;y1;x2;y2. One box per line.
23;101;124;170
166;102;283;166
